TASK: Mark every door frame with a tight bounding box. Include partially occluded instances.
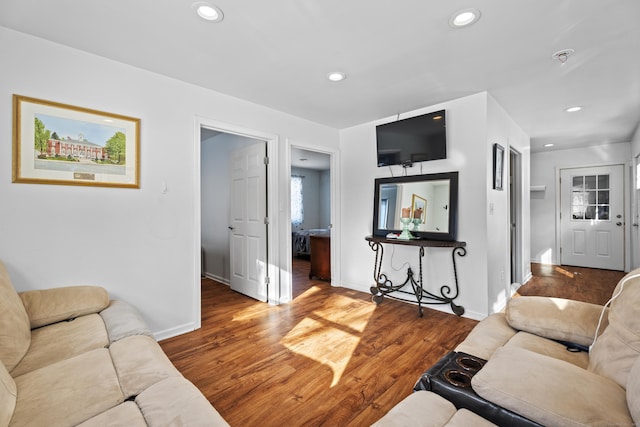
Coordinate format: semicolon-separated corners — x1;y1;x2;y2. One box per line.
555;161;631;272
632;154;640;269
194;116;281;328
285;139;340;302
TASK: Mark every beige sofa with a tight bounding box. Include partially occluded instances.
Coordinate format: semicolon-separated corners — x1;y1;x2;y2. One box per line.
373;269;640;427
0;260;229;427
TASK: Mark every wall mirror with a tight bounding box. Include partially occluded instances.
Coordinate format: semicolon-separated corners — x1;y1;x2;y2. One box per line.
372;171;459;241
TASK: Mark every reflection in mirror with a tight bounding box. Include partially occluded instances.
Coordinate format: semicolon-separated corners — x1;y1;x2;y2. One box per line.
378;180;450;232
373;172;458;241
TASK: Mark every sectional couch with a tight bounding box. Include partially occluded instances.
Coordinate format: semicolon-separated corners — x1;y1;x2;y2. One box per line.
0;260;229;426
373;268;640;426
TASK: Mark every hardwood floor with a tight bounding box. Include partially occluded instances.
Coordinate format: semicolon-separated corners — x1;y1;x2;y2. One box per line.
159;262;624;427
516;263;625;305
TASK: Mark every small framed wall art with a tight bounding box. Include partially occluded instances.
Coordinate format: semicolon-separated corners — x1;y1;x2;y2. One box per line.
13;95;140;188
493;143;504;191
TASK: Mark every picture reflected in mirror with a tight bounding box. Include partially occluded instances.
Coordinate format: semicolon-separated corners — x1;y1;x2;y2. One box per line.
373;172;458;241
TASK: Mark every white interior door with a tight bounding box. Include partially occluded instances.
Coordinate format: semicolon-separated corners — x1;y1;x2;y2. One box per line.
230;142;268;301
560;165;624;270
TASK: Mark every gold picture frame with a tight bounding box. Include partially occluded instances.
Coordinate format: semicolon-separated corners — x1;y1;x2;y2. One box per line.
411;193;427;222
13;95;140;188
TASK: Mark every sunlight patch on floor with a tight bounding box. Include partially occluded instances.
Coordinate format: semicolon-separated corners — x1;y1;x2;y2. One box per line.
281;293;376;387
554;266;576;279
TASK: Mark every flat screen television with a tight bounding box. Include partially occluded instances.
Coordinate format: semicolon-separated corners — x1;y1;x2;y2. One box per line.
376;110;446;167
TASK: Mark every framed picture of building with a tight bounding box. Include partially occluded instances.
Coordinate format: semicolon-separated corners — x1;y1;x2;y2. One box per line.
12;95;140;188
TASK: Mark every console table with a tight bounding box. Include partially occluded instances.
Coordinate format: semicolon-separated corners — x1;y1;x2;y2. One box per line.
365;235;467;317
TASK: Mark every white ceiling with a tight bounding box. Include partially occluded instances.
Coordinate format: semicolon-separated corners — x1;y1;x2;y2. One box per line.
1;0;639;153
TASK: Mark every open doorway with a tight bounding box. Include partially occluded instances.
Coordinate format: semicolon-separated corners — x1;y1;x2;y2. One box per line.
509;147;523;289
289;146;335;300
195;117;281;319
201;129;269;301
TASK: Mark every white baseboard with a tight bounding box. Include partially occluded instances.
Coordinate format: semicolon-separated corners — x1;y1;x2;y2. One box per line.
203;272;230;286
154;322;199;341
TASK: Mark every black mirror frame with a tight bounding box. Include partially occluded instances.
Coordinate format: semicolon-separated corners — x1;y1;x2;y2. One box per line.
372;171;459;241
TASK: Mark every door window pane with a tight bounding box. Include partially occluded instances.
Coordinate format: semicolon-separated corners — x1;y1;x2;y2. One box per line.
570;173;610;221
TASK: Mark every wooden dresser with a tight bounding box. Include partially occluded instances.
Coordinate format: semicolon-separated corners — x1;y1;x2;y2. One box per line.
309;235;331;281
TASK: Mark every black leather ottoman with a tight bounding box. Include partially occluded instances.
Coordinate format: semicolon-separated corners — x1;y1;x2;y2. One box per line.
414;351;542;427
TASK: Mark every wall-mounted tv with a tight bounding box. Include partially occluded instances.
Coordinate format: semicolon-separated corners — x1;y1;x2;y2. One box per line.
376;110;446;167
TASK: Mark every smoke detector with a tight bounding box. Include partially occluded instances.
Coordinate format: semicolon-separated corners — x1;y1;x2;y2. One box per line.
551;49;575;64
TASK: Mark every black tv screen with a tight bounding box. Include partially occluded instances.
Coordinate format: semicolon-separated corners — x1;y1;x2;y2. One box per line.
376;110;446;167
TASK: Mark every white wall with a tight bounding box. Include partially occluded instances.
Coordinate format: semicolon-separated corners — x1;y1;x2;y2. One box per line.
0;27;338;338
319;170;331;228
486;95;531;312
339;92;530;319
340;93;486;319
530;142;631;266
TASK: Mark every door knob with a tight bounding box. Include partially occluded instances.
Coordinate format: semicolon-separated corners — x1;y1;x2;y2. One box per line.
228;226;235;230
616;222;622;226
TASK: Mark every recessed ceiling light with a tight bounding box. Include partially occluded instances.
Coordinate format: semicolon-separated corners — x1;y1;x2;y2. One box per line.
565;106;582;113
193;2;224;22
544;143;554;148
449;8;481;28
327;72;346;82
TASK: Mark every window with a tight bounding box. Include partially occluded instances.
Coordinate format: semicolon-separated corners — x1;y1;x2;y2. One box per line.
571;174;610;221
291;176;304;225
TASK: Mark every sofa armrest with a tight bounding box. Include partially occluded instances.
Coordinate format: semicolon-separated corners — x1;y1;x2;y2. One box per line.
506;296;607;347
19;286;110;329
471;346;632;427
100;300;153;343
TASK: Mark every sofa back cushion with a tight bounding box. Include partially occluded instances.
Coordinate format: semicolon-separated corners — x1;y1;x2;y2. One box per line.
0;362;17;427
0;261;31;372
588;269;640;388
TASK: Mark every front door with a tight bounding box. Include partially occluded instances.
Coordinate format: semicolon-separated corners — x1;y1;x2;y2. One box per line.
560;165;624;270
229;142;268;301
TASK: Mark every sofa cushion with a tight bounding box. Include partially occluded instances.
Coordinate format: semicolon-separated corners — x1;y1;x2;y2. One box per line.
100;300;153;343
10;313;109;377
76;401;147;427
109;334;182;398
19;286;109;329
627;356;640;425
447;409;496;427
504;331;589;369
454;313;516;360
371;390;495;427
0;363;16;427
11;348;124;427
588;270;640;388
506;296;606;347
136;377;230;426
472;346;633;427
0;261;31;372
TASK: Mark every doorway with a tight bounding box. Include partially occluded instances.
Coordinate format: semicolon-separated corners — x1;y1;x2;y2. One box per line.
559;165;625;270
288;144;337;301
509;148;523;286
196;117;281;321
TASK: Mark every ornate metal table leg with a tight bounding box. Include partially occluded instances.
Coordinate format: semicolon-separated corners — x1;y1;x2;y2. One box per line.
449;247;467;316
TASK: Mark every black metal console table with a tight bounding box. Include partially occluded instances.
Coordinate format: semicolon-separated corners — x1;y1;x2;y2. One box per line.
365;235;467;317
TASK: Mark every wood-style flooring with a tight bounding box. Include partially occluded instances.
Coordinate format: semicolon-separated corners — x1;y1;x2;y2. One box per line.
159;261;624;427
